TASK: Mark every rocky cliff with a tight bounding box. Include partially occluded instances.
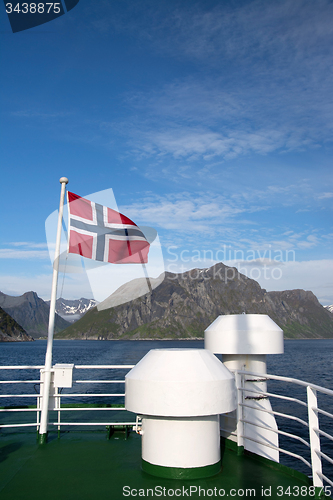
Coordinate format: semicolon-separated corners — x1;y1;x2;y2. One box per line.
0;291;70;337
0;307;34;342
56;263;333;340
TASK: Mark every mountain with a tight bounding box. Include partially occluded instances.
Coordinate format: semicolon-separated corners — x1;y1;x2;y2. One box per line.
0;307;34;342
0;291;71;338
325;305;333;314
55;263;333;340
45;298;98;323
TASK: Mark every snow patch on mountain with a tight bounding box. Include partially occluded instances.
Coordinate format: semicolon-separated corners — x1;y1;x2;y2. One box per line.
51;298;98;323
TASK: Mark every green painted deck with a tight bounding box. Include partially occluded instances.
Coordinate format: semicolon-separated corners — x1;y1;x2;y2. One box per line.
0;429;328;500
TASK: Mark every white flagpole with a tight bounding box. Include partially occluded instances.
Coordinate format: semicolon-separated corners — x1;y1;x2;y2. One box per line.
39;176;68;444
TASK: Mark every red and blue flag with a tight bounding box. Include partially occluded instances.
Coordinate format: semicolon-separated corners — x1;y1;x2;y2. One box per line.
67;192;150;264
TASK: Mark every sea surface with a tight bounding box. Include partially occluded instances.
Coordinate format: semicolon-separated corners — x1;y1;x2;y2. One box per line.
0;338;332;477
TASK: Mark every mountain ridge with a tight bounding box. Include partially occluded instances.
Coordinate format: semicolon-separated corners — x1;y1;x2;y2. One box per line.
0;291;71;337
56;263;333;340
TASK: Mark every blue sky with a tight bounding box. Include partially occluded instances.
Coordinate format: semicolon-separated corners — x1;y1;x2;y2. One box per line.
0;0;332;305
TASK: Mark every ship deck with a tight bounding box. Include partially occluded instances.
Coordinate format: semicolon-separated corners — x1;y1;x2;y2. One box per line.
0;428;327;500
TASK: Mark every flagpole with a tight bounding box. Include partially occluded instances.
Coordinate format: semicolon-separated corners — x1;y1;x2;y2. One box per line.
39;176;68;444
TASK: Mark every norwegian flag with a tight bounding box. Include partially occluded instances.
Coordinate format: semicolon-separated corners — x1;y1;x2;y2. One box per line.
67;192;150;264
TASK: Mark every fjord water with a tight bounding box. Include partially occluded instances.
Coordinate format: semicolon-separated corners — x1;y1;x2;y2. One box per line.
1;338;332;386
0;338;332;476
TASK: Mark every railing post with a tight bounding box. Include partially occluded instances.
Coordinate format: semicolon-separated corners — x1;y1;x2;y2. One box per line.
56;387;61;439
235;371;244;455
307;386;323;497
36;394;41;438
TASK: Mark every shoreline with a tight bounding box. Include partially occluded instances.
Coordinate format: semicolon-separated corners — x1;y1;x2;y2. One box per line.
29;336;333;342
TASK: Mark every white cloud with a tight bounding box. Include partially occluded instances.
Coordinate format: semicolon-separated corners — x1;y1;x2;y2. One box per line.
318;193;333;200
129;127;291;162
297;235;320;249
120;193;247;234
9;1;333;165
0;249;49;259
109;0;333;163
119;192;331;256
99;0;332;73
123;83;332;164
8;242;49;248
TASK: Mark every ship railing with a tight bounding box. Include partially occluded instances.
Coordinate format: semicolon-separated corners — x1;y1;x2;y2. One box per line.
0;364;135;432
1;364;332;491
233;369;333;493
0;365;44;430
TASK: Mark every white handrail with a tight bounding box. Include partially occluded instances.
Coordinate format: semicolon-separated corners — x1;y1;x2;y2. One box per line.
50;422;136;426
240;402;309;427
239;434;312;469
235;369;333;492
244;387;308;407
235;369;333;397
0;394;40;398
0;380;40;384
316;450;333;466
316;428;333;442
75;380;126;383
317;472;333;488
0;408;40;412
0;423;41;428
74;365;135;369
0;366;43;370
0;364;134;434
316;407;333;420
55;393;125;397
53;407;127;411
241;418;310;448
